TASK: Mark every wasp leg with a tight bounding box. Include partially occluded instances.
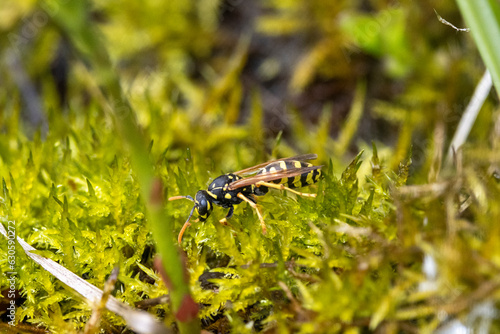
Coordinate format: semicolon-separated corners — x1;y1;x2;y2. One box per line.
219;206;234;226
178;222;191;244
226;206;235;219
178;218;199;244
255;181;316;198
237;193;267;234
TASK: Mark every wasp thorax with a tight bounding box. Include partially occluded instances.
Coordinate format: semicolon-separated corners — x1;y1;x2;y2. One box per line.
194;190;213;220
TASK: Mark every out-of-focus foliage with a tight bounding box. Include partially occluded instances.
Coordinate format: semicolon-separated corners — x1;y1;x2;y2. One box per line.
455;0;500;95
1;0;500;333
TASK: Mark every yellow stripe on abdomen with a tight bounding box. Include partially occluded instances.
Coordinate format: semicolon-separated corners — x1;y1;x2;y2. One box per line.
293;175;302;187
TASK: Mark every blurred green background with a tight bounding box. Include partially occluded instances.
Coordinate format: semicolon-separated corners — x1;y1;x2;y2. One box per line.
1;0;490;168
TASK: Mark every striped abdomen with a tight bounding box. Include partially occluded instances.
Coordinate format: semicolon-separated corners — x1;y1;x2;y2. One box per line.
257;160;322;189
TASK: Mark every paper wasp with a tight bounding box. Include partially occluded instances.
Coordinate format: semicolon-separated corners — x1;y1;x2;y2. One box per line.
169;154;322;243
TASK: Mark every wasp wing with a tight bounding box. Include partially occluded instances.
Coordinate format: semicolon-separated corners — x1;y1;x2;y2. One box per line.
228;165;322;190
233;154;318;176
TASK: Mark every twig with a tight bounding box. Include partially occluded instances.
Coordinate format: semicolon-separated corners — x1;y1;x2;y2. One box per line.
84;267;119;334
278;281;307;318
434;9;470;32
440;279;500;315
136;295;171;309
393;181;451;200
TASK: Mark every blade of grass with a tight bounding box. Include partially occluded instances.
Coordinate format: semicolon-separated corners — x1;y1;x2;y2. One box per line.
48;2;199;332
455;0;500;96
445;70;492;166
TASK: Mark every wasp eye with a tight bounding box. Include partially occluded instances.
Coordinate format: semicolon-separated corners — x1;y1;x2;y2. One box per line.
199;198;207;210
195;190;212;220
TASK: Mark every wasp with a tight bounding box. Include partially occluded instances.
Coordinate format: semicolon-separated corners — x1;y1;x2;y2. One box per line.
169;154;322;243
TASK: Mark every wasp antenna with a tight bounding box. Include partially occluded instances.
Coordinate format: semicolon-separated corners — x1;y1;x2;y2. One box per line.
178;205;196;243
169;195;194;202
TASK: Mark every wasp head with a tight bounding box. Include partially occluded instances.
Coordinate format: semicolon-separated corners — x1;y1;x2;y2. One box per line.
194;190;213;221
168;190;214;243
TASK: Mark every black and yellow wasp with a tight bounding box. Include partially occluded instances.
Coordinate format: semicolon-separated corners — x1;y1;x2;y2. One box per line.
169;154;322;243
